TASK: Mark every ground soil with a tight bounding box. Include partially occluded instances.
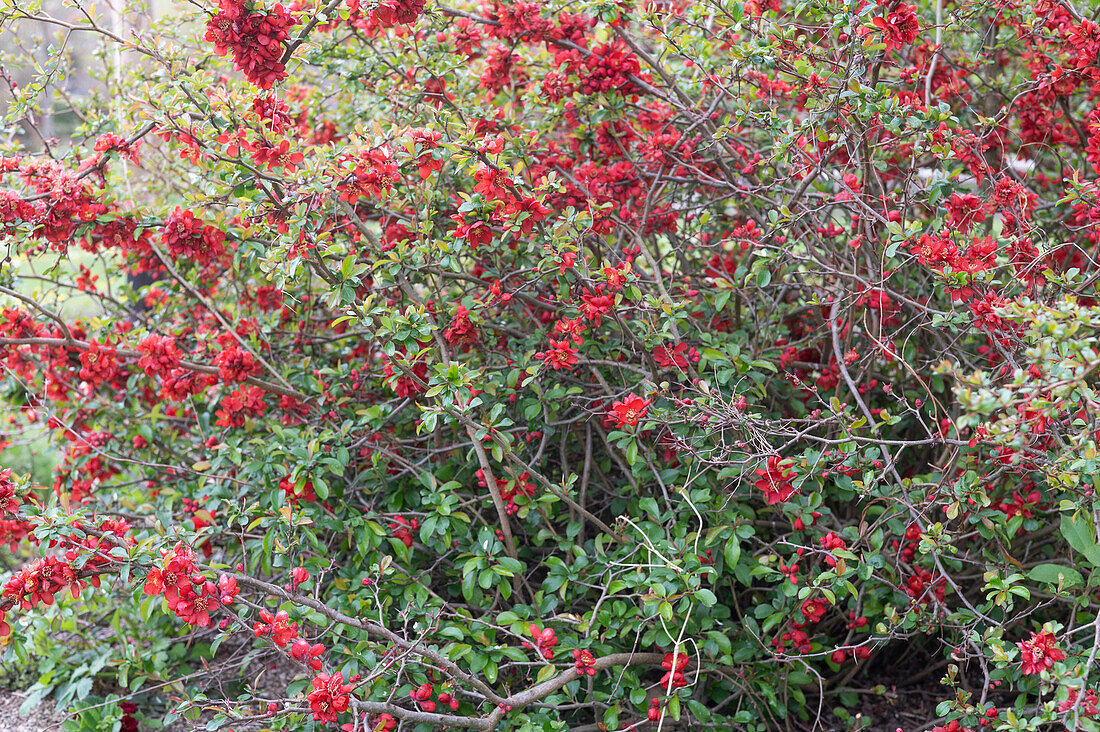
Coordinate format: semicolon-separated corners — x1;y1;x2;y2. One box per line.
0;689;68;732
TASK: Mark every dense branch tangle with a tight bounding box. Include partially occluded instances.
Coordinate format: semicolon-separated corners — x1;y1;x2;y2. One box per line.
0;0;1096;731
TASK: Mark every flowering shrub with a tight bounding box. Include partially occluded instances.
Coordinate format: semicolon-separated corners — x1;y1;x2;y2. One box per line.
4;0;1100;730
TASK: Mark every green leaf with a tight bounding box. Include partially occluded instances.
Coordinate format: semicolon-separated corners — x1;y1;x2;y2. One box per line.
724;535;741;569
694;588;717;607
1061;513;1100;568
1028;563;1084;588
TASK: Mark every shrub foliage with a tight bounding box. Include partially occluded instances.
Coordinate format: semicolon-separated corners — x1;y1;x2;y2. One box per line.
0;0;1098;730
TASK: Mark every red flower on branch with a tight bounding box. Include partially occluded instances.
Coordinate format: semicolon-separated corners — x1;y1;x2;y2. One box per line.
1017;630;1065;676
174;580;220;627
0;469;18;514
753;456;797;505
253;609;299;647
160;207;226;264
660;651;689;688
609;394;651;428
204;0;295;90
136;335;182;378
79;341;119;385
572;648;597;676
525;623;559;660
291;639;326;670
308;672;353;723
534;338;580;371
143;543;196;609
871;2;920;52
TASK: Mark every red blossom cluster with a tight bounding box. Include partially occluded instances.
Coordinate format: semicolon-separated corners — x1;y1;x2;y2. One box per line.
142;543;235;628
79;341;121;386
0;519;132;635
871;2;920;52
388;515;418;548
498;472;536;514
253;608;299;646
660;651;689;688
214;344;258;383
345;0;425;29
215;386;269;428
572;648;597;676
160;207;227;264
0;469;19;514
2;557;81;626
1059;687;1099;717
904;566;946;605
205;0;296;89
136;335;183;378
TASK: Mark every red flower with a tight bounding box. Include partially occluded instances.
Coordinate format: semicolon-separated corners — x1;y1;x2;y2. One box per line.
754;456;797;505
534;338;580;371
143;543;195;608
609;394;651;428
160;207;226;264
291;639;326;670
388;516;419;548
801;598;829;624
136;335;182;378
362;713;397;731
174;580;220;627
553;317;586;346
290;566;310;588
308;672;353;723
660;651;689;688
1059;687;1099;716
408;128;443;179
1017;630;1065;676
653;342;699;369
450;214;494;249
251;139;304;174
0;469;19;514
527;623;559;660
280;476;318;504
572;648;597;676
473;166;511;200
871;3;920;52
443;305;479;346
217;574;239;604
204;0;294;90
79;341;119;384
946;193;987;234
579;289;615;326
214;345;257;383
253;608;299;647
357;0;426;27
